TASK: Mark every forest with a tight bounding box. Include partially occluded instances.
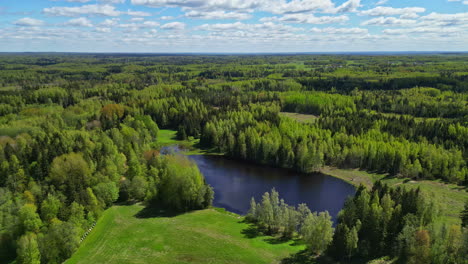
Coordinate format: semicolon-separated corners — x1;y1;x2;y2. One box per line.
0;53;467;264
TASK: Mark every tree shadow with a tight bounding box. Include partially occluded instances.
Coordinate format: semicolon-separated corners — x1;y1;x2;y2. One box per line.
240;221;300;246
241;224;262;238
264;236;291;244
290;238;305;246
114;200;139;206
134;205;185;219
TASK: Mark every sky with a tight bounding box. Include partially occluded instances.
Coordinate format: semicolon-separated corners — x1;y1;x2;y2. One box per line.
0;0;467;53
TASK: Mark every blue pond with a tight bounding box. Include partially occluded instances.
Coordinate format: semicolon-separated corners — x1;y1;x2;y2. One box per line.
189;155;355;221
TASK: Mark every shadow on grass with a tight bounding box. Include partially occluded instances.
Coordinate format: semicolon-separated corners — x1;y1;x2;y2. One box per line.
134;205;185;219
264;236;291;244
240;220;299;246
241;224;262;238
114;200;139;206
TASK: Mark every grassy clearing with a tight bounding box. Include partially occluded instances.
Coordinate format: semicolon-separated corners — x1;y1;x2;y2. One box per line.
156;129;180;145
280;112;318;123
0;86;20;91
320;167;467;225
156;129;221;155
65;205;304;264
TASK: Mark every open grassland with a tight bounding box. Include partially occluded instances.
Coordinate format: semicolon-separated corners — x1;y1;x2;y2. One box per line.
157;129;220;155
66;205;304;264
280;112;318;123
156;129;180;145
321;167;467;225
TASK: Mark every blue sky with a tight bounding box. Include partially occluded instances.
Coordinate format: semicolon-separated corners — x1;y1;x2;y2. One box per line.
0;0;467;52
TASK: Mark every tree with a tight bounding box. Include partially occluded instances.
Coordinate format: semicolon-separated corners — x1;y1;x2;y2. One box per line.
248;197;257;220
6;155;27;192
49;152;92;203
19;204;42;233
40;194;61;223
407;230;431;264
297;203;312;230
156;155;212;211
130;176;148;201
16;233;40;264
39;221;80;264
93;182;119;207
279;200;298;238
301;211;334;255
68;202;86;230
461;200;468;228
258;192;274;233
345;225;359;260
100;104;125;128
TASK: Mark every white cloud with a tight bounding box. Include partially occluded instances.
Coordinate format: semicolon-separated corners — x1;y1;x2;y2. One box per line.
142;21;160;27
265;0;335;14
65;17;93;27
13;17;45;27
376;0;388;5
130;17;145;22
95;27;112;32
360;6;425;17
420;12;468;26
61;0;126;2
43;4;151;17
311;27;368;34
101;18;120;26
185;10;251;20
130;0;268;11
161;22;186;30
362;12;468;27
99;0;126;3
131;0;347;14
195;22;301;33
43;4;121;17
361;17;417;26
160;16;174;20
118;20;160;31
331;0;361;13
64;0;92;2
261;14;349;24
126;10;152;16
383;27;461;35
448;0;468;4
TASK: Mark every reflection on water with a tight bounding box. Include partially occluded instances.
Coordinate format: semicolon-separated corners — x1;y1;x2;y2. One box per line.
189;155;355;221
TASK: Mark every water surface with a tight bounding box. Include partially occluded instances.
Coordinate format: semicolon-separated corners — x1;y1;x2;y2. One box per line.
189;155;355;220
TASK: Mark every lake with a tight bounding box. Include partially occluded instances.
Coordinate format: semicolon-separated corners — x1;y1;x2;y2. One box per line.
189;155;355;221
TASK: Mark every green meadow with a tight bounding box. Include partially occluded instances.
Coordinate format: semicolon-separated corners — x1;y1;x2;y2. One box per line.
65;205;305;264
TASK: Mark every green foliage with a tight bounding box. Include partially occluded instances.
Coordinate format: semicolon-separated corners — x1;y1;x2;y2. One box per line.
40;194;61;223
249;188;333;253
38;221;80;264
327;182;465;262
19;204;42;234
49;153;92;204
0;54;466;263
300;211;334;255
156;155;213;212
16;233;41;264
461;200;468;228
282;91;356;115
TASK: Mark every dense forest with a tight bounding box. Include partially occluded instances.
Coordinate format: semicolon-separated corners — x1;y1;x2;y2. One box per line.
0;53;467;263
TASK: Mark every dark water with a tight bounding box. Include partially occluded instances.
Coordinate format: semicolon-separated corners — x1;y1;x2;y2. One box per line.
189;155;355;221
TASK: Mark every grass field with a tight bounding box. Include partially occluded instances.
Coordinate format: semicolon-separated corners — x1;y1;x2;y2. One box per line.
280;112;318;123
157;129;220;155
66;205;304;264
321;167;467;225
